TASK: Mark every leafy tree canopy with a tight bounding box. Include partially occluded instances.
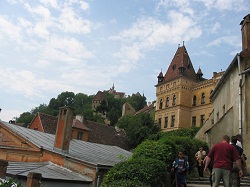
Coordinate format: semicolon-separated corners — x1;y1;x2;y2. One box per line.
15;91;146;127
101;158;166;187
117;113;159;149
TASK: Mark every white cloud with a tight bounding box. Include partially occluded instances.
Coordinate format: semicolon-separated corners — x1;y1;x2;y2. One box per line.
41;36;95;64
0;16;22;42
0;109;22;122
80;1;89;11
0;68;73;98
58;6;92;34
207;36;240;47
33;21;51;38
17;17;32;28
40;0;59;9
24;3;51;19
109;11;202;71
198;0;248;11
210;22;221;33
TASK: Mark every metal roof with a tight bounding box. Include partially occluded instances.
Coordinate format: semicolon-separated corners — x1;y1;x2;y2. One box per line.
0;121;132;167
7;161;92;182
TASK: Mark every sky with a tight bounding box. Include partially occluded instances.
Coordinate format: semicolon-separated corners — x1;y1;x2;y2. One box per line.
0;0;249;122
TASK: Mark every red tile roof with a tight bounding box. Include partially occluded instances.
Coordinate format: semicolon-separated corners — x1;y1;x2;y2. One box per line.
30;113;129;150
163;45;197;82
39;113;58;134
82;119;129;150
135;102;155;115
93;91;106;101
72;119;90;131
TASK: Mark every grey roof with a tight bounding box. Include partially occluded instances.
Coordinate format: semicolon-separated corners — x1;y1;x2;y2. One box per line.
7;161;92;182
0;121;132;167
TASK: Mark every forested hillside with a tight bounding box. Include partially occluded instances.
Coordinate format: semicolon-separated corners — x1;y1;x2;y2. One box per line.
16;91;147;127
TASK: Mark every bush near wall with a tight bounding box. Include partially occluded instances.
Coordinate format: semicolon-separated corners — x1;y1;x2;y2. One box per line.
102;128;208;187
101;158;166;187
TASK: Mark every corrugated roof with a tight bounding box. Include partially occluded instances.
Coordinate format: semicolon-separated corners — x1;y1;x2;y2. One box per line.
7;161;92;182
0;121;132;167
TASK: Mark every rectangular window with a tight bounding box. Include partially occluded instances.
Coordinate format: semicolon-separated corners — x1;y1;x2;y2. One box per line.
77;132;83;140
171;115;175;127
158;118;162;127
164;117;168;128
192;116;196;127
200;115;205;126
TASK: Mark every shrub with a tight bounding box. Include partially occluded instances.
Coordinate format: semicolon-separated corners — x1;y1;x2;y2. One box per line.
101;158;166;187
132;140;175;168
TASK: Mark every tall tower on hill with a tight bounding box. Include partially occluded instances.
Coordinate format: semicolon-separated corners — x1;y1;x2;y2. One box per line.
155;44;223;131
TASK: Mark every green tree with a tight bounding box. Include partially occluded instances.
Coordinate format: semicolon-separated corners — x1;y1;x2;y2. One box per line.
74;93;93;114
16;112;35;127
117;113;159;149
101;158;166;187
126;93;146;111
96;100;108;115
56;91;75;107
107;107;120;126
132;140;174;168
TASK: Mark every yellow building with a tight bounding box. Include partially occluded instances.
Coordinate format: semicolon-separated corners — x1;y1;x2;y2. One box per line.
155;45;223;131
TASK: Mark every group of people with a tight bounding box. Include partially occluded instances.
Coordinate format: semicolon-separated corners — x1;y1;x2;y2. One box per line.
171;134;247;187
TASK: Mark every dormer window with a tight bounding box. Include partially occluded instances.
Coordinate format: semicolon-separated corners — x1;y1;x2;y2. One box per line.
201;93;205;104
172;64;176;71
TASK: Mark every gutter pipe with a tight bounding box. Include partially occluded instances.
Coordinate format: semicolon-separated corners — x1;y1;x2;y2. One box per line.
237;54;243;140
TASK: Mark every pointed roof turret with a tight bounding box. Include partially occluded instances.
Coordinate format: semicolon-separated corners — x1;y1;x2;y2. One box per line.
163;45;197;82
157;70;164;83
196;67;203;80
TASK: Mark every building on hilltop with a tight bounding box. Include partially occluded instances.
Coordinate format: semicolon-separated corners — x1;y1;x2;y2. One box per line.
92;84;125;116
108;83;125;99
155;44;223;132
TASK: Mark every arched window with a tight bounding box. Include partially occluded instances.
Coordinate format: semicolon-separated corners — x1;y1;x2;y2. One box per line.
193;95;196;106
166;97;169;107
201;93;205;104
159;98;163;109
173;95;176;106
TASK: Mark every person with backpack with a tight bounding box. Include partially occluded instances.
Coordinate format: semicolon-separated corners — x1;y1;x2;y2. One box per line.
171;150;189;187
231;135;247;187
204;135;243;187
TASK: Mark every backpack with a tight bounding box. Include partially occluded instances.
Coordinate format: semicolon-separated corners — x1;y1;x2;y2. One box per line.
173;158;189;172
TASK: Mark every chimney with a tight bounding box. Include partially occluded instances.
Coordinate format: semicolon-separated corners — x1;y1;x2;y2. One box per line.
241;14;250;51
0;160;8;179
26;172;42;187
75;115;84;123
54;106;74;153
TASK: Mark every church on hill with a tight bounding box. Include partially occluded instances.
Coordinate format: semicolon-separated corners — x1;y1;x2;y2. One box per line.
155;44;223;131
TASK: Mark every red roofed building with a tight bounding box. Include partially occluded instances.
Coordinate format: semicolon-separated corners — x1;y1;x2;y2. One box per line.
155;44;223;131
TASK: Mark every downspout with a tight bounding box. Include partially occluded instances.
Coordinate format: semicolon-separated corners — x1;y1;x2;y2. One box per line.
237;54;243;138
96;167;101;187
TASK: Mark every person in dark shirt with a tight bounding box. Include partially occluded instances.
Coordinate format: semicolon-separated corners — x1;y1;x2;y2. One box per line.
171;151;189;187
231;135;246;187
204;135;243;187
